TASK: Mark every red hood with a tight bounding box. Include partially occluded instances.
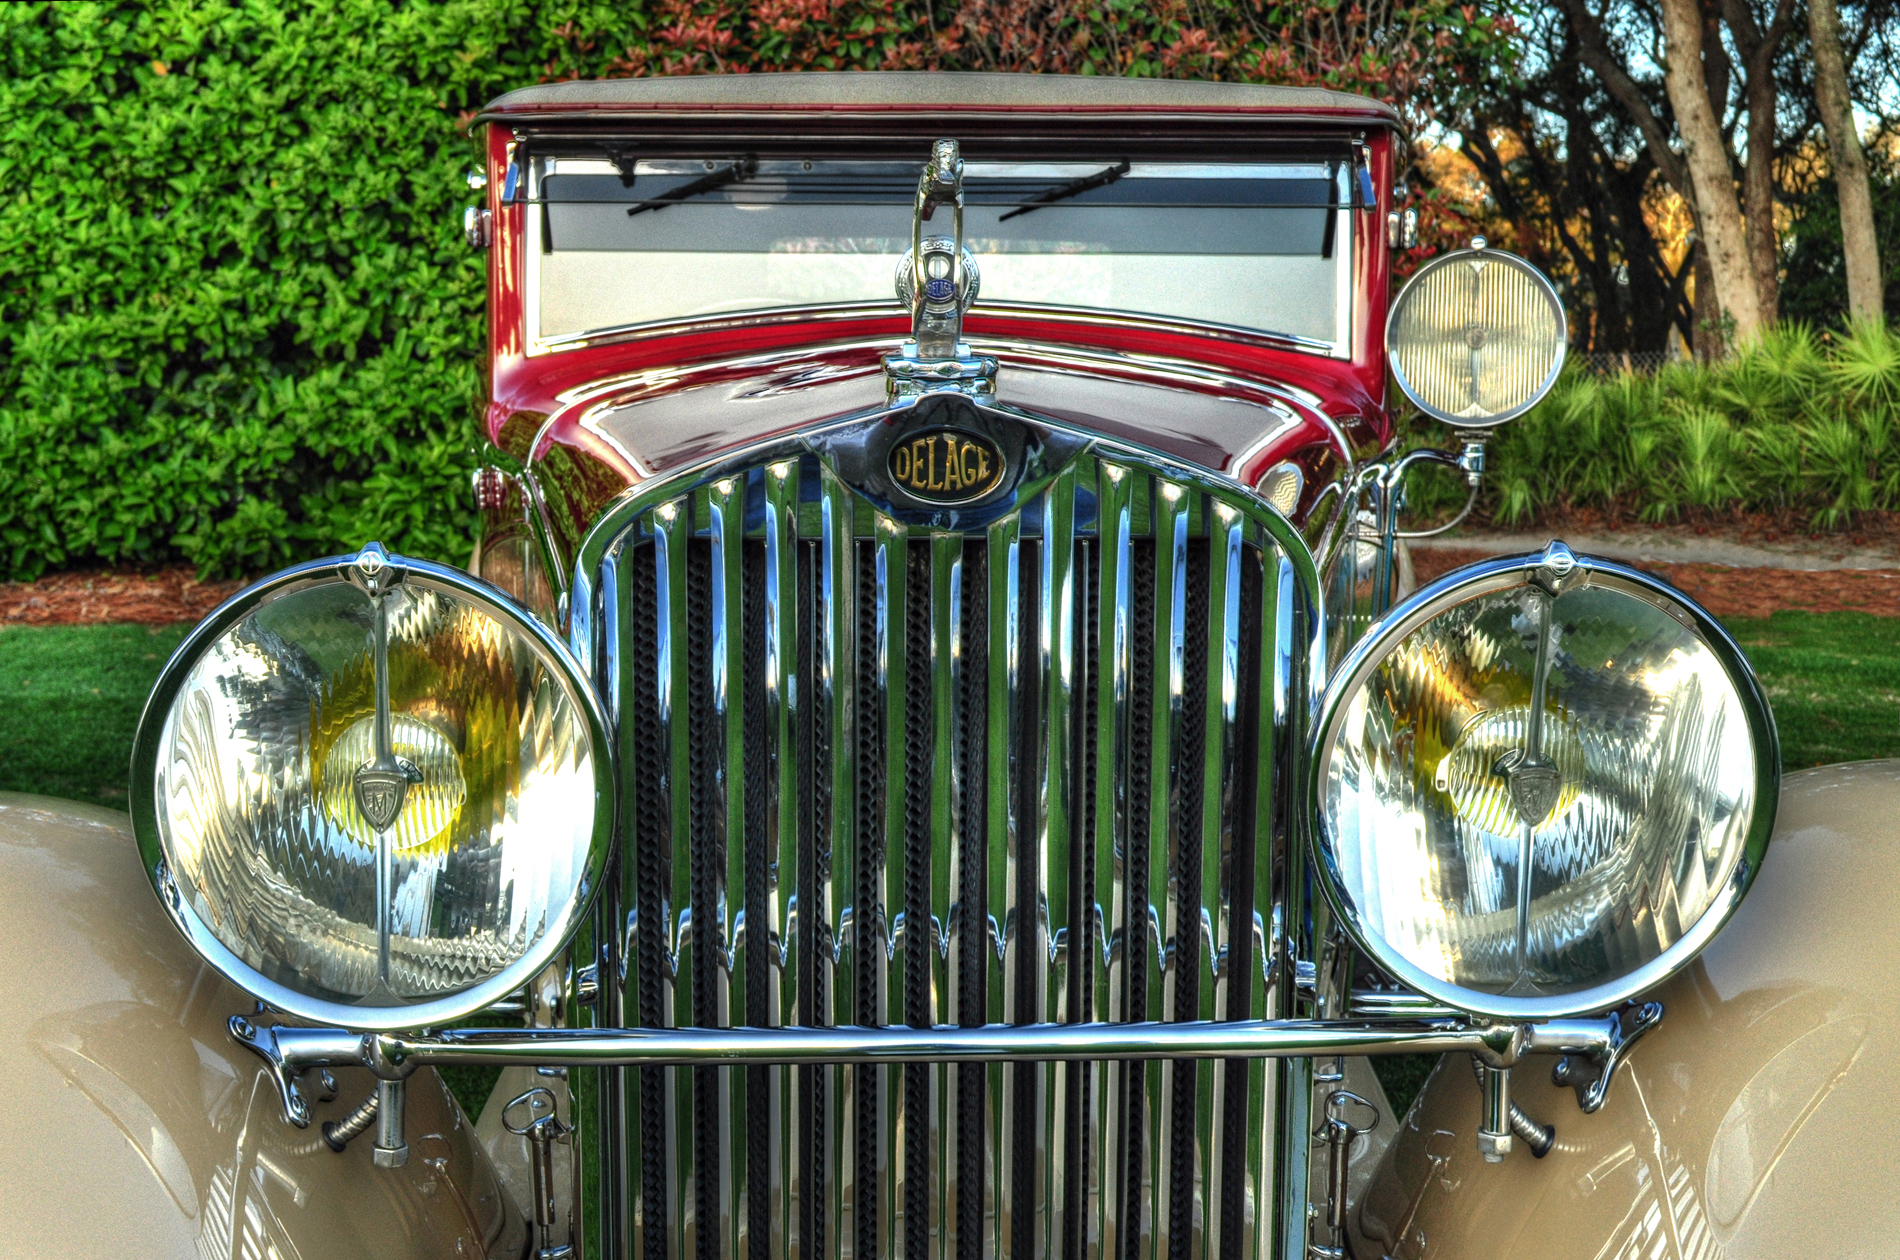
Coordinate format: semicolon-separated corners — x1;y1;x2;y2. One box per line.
490;324;1385;566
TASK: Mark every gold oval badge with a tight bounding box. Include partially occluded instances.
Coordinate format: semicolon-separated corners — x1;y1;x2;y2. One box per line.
888;428;1006;505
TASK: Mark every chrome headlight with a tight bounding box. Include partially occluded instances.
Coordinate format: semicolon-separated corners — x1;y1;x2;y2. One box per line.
1313;543;1778;1019
1388;241;1567;427
131;544;613;1030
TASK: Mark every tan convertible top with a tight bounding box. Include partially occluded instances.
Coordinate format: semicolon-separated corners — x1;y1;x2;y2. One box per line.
483;71;1398;126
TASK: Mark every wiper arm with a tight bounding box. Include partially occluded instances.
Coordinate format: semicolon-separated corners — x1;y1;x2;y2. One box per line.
627;156;758;216
998;160;1131;221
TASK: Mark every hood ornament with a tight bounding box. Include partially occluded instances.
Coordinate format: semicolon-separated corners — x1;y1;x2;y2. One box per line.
885;139;997;401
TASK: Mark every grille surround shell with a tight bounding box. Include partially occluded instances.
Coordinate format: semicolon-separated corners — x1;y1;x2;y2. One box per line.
566;399;1324;1260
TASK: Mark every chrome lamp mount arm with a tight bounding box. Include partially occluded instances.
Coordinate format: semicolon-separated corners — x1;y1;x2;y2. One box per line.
1354;428;1491;620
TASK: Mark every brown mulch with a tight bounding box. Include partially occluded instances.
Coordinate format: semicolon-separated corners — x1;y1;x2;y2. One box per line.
0;568;245;627
1412;548;1900;620
5;553;1900;626
1478;504;1900;555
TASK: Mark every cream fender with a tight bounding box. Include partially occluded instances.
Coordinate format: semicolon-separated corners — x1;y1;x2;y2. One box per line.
1356;762;1900;1258
0;793;527;1259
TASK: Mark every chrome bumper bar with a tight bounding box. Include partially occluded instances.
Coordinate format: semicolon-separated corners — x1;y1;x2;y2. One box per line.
232;1012;1631;1128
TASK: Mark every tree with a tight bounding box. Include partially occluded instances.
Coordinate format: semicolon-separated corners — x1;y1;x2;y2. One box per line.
1659;0;1765;342
1809;0;1886;318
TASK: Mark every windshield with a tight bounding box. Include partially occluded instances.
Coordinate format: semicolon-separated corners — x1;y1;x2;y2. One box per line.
525;157;1355;353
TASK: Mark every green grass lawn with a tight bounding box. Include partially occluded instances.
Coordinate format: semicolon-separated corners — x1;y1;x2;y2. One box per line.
0;623;190;807
6;610;1896;1121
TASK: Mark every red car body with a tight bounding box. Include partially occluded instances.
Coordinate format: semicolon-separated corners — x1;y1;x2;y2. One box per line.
472;74;1401;570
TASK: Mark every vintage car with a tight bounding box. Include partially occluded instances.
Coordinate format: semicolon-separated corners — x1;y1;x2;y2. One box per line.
8;72;1889;1260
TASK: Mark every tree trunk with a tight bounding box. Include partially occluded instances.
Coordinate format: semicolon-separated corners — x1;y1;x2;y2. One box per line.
1741;54;1781;322
1692;242;1727;360
1659;0;1765;346
1725;0;1797;324
1810;0;1886;320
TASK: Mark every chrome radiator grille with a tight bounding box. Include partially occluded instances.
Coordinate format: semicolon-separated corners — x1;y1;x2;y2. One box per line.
577;440;1309;1260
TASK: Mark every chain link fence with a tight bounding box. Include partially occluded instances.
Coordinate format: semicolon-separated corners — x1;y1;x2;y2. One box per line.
1571;348;1686;376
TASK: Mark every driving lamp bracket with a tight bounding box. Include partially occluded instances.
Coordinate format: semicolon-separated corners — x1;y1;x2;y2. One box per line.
1552;1000;1664;1113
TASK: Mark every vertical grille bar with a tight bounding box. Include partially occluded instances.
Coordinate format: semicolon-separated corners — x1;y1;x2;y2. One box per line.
1242;554;1292;1260
925;535;963;1260
1088;461;1136;1260
1036;463;1079;1260
655;496;694;1260
869;512;905;1260
818;468;855;1260
1188;505;1248;1260
1223;539;1284;1260
710;476;749;1260
763;461;802;1260
598;544;629;1260
1136;480;1191;1260
951;539;989;1260
985;509;1023;1260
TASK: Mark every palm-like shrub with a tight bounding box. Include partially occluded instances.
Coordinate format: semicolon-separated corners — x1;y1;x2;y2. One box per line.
1474;321;1900;530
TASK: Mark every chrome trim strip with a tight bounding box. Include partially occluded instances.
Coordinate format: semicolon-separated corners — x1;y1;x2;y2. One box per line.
1035;464;1078;1259
817;465;855;1255
986;506;1023;1259
525;297;1342;361
869;508;904;1260
926;531;962;1260
1089;461;1135;1260
763;460;801;1260
710;475;748;1260
654;495;694;1259
1138;477;1190;1260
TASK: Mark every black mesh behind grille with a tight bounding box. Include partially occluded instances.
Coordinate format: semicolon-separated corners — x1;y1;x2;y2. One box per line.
903;543;933;1260
1121;537;1156;1260
802;536;830;1260
1168;539;1211;1260
854;539;882;1260
629;542;669;1260
686;538;718;1260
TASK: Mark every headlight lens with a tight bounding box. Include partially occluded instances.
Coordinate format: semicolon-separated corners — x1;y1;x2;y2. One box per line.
1314;544;1777;1019
132;545;612;1029
1387;243;1567;427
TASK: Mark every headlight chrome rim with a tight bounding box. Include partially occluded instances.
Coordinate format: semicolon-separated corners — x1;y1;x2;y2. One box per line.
130;545;616;1031
1310;545;1779;1020
1387;244;1568;429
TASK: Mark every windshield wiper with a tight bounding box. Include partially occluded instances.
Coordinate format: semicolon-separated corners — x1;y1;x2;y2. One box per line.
997;161;1131;221
627;156;758;216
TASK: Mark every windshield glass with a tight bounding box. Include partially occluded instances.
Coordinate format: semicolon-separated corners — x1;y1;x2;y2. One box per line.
526;157;1354;352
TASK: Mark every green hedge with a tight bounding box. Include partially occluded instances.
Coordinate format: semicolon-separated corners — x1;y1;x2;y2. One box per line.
0;2;560;580
2;1;1497;583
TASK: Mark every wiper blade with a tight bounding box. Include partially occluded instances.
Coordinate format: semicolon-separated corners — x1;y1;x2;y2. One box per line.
627;156;758;216
998;161;1131;221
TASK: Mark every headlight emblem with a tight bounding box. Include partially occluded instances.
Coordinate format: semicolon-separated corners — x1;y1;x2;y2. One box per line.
1313;542;1778;1019
131;543;613;1030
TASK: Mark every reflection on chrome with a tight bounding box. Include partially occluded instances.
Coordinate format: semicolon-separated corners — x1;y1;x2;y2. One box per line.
1326;581;1761;1002
154;580;598;1009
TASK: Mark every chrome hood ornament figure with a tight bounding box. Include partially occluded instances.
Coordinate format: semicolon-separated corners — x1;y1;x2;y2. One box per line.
885;138;996;399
